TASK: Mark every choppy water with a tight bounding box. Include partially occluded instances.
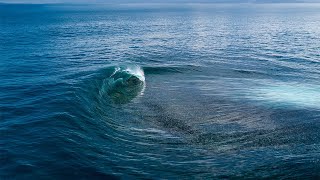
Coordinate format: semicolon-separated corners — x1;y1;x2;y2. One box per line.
1;3;320;179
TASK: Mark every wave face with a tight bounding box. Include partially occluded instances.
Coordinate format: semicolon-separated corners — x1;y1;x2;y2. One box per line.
1;3;320;179
100;65;145;104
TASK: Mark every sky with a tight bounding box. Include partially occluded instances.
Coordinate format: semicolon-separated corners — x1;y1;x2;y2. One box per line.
0;0;319;3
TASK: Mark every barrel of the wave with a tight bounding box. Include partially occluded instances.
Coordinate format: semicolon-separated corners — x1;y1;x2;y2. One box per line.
102;65;146;104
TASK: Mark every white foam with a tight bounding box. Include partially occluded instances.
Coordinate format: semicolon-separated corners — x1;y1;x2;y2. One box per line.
248;83;320;109
124;65;145;82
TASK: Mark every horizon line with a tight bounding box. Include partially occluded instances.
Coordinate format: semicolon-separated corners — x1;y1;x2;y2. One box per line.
1;1;320;5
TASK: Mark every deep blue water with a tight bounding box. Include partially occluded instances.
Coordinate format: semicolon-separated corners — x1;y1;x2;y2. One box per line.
1;3;320;179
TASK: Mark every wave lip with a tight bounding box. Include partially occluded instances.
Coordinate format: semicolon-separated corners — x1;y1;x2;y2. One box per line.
102;65;145;104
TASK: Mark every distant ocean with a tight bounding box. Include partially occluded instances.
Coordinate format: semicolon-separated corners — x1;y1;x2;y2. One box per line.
1;3;320;179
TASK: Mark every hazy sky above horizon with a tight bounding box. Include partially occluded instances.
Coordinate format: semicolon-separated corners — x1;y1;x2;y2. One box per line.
1;0;320;3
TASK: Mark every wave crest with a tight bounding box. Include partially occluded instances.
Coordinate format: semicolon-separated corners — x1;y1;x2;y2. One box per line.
100;65;145;104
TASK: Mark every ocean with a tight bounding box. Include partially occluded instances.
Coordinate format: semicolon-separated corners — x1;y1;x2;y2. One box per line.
1;3;320;179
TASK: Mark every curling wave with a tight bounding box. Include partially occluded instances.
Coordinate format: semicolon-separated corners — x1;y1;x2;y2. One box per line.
100;65;146;104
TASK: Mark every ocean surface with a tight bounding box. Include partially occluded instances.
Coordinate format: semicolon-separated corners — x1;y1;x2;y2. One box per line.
1;3;320;179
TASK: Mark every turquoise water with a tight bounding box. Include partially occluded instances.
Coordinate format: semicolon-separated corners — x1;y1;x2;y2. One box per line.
1;3;320;179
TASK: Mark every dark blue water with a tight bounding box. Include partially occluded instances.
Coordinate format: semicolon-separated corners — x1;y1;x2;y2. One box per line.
1;3;320;179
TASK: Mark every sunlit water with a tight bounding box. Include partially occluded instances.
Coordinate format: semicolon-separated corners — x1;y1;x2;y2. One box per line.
1;3;320;179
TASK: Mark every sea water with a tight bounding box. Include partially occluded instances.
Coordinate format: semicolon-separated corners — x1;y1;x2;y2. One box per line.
1;3;320;179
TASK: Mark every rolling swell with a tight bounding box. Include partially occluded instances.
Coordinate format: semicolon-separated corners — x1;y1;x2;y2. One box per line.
70;64;201;178
20;62;318;178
